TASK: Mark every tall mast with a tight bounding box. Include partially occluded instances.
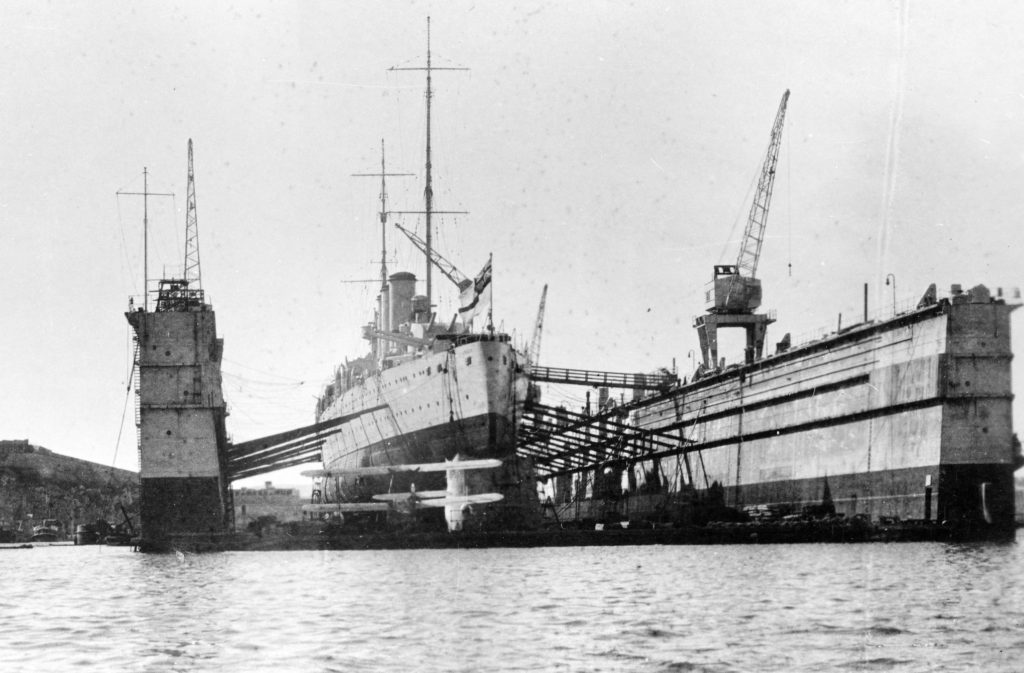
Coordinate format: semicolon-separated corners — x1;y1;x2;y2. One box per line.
425;17;433;304
144;168;149;310
184;139;201;289
117;168;173;312
353;139;413;293
389;16;467;311
381;139;389;290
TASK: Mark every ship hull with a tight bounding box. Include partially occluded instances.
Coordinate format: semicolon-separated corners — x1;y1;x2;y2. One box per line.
317;336;534;519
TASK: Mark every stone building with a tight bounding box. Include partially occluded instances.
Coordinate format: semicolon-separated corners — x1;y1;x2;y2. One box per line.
233;481;304;527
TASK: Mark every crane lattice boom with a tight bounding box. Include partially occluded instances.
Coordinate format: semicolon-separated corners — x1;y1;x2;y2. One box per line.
528;284;548;367
736;89;789;279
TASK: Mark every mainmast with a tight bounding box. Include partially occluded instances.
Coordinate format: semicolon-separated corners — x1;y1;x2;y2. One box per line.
425;18;433;304
389;17;467;311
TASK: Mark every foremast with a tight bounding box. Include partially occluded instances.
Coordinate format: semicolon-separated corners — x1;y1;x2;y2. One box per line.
353;140;412;364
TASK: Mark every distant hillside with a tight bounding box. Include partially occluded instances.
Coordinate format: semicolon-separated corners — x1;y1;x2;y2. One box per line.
0;440;139;536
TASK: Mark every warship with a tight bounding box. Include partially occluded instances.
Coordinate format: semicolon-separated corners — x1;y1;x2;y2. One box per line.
311;21;533;529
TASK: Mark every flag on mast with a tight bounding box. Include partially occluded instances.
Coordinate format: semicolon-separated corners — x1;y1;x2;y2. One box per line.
459;255;492;324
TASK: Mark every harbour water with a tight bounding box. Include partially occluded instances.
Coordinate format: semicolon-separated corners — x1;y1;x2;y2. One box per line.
1;536;1022;672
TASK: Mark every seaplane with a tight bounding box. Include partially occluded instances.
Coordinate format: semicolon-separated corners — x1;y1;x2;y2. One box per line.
300;456;503;532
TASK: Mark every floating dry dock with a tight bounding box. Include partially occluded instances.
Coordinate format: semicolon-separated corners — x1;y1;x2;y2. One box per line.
527;283;1022;537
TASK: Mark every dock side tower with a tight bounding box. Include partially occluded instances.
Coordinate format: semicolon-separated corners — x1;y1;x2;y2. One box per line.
125;140;232;540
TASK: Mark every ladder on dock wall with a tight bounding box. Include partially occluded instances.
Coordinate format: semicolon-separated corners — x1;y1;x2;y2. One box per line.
132;337;141;470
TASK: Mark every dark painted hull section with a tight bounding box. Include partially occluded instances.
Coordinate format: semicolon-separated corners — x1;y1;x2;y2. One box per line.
563;462;1015;536
732;463;1013;529
326;412;516;499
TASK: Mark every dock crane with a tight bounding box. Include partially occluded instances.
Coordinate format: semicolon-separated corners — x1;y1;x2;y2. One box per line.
694;90;790;369
525;284;548;404
528;284;548;369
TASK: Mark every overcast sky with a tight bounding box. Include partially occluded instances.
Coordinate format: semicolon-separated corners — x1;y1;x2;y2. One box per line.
1;1;1021;488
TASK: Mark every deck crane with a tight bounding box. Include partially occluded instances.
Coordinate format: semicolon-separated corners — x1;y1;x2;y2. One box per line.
695;90;790;369
393;221;472;293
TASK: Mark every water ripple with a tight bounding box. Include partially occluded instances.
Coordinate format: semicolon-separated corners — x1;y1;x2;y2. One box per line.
1;537;1023;672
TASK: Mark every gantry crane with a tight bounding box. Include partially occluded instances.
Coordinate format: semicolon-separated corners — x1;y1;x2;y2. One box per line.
695;90;790;368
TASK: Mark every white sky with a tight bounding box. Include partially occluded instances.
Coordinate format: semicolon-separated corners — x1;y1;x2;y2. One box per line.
1;1;1022;490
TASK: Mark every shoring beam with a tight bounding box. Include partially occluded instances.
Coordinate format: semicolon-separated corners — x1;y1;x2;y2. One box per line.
519;404;682;452
228;434;325;463
524;402;672;439
227;440;324;476
224;404;388;482
227;405;387;456
517;402;697;479
230;451;325;481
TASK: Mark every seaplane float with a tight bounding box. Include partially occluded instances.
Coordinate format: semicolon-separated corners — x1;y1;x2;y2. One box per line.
300;456;503;532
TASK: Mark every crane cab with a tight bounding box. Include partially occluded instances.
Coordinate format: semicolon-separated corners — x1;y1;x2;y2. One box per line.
705;265;762;314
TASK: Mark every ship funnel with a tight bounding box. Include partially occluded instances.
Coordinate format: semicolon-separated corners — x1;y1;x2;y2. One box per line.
389;272;417;329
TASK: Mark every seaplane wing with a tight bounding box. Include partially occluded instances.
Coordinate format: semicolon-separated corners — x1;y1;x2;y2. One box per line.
415;493;504;508
301;502;392;513
300;458;502;478
371;490;448;502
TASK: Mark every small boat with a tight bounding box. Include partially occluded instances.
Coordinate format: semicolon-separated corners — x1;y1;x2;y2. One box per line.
75;523;101;545
31;519;61;542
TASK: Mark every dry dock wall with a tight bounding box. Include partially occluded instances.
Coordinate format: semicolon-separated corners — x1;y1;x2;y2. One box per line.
628;290;1017;530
